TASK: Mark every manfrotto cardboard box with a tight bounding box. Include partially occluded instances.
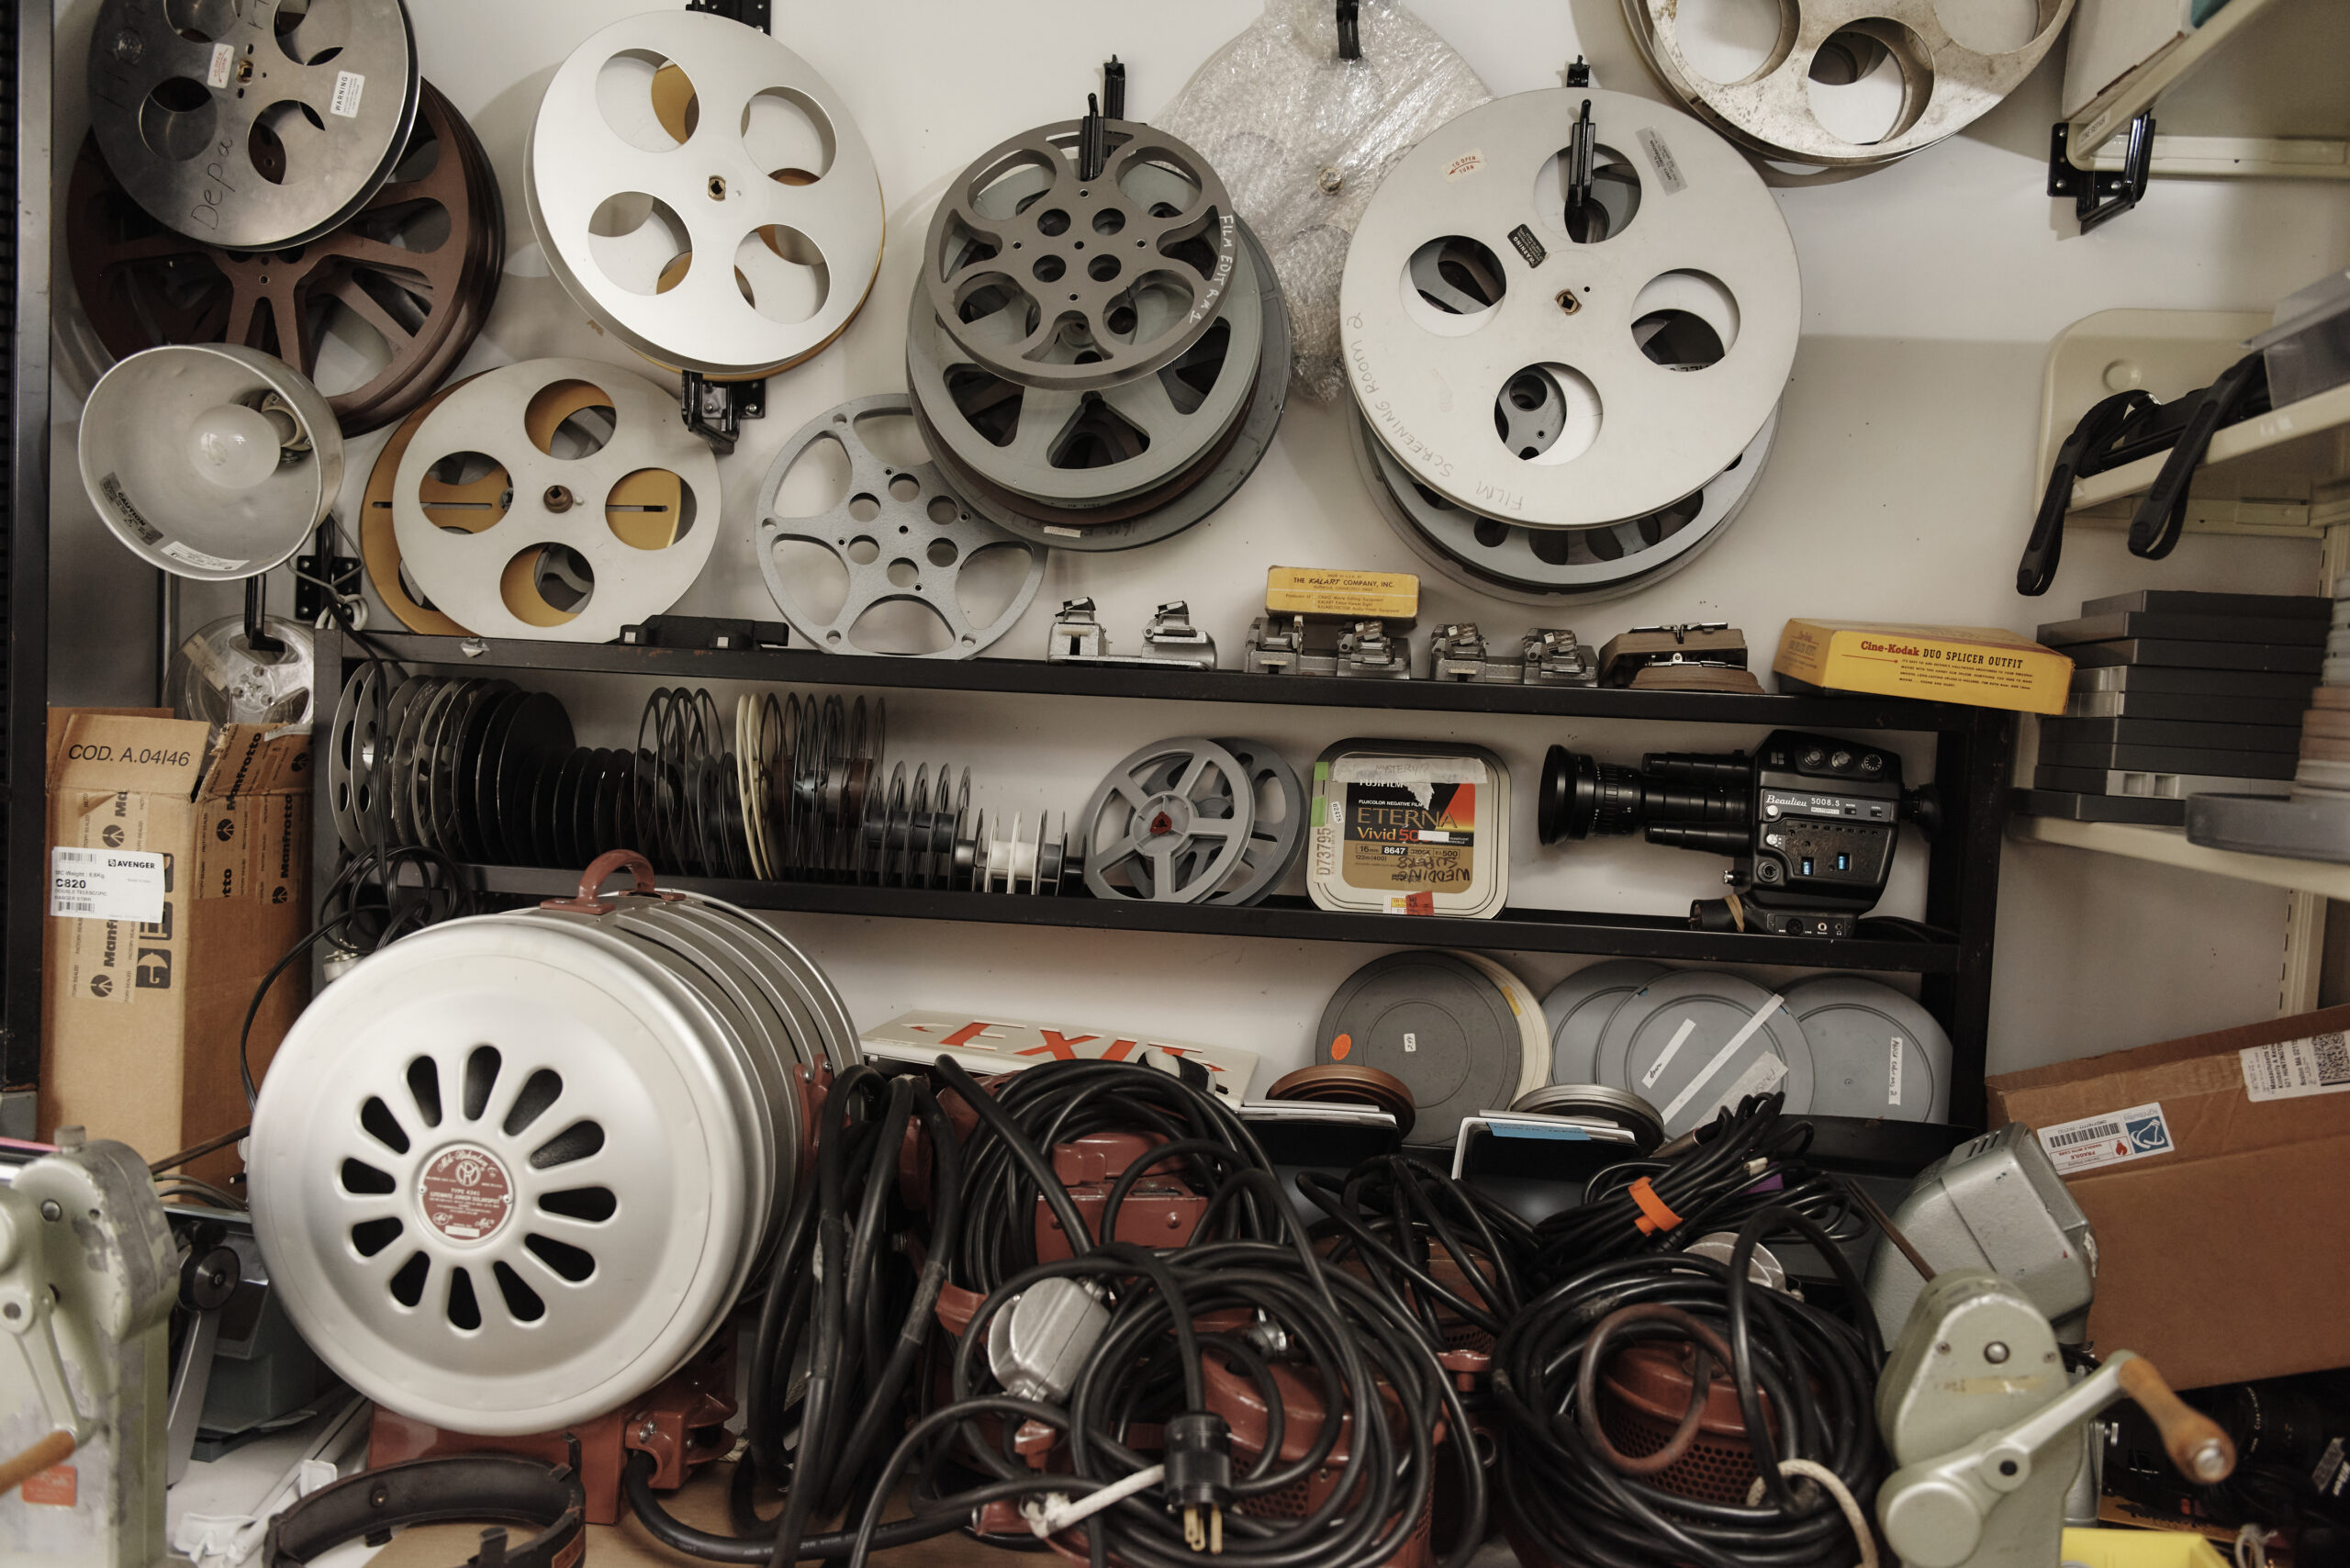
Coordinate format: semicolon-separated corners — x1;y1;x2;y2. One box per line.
1985;1003;2350;1389
39;710;312;1188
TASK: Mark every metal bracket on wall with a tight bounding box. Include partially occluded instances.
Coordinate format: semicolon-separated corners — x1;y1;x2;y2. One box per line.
685;0;771;32
679;371;764;456
2049;114;2154;231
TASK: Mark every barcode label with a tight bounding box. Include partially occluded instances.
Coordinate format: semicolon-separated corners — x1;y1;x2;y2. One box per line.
50;847;166;922
51;899;96;916
2037;1102;2173;1175
2240;1033;2350;1101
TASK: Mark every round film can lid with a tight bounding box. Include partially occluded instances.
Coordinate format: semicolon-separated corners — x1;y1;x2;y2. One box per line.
1781;976;1950;1122
1595;970;1814;1137
1315;950;1525;1147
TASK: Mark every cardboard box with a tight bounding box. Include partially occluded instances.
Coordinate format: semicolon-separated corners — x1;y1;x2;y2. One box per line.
1985;1004;2350;1389
1774;620;2073;713
39;711;312;1187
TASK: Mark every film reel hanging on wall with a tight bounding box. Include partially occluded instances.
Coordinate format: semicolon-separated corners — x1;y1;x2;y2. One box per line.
1337;88;1796;599
1619;0;2072;168
67;80;504;436
388;359;721;642
86;0;421;252
904;116;1291;552
524;9;884;378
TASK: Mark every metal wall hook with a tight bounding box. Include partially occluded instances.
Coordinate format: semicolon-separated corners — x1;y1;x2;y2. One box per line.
1337;0;1360;60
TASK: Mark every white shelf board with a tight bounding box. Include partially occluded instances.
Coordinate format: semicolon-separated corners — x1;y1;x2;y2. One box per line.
2011;813;2350;900
2069;378;2350;517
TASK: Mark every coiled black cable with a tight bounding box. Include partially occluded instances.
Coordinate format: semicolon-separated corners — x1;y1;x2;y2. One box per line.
1296;1154;1539;1348
1492;1204;1886;1568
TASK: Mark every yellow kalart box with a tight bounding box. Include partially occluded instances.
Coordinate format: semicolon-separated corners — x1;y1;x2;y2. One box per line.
1774;621;2072;714
1265;567;1418;623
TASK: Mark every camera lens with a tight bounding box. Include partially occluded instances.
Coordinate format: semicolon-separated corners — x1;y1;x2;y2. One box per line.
1539;746;1645;843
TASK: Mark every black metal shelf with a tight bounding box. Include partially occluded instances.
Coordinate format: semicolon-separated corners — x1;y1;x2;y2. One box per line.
348;631;1984;732
443;864;1961;972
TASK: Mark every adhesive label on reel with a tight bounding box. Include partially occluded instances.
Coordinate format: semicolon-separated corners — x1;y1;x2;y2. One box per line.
331;72;367;119
417;1145;514;1242
1637;130;1685;195
205;42;233;90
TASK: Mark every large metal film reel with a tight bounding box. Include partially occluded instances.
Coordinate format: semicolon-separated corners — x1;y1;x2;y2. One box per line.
1349;401;1778;605
524;10;883;379
87;0;420;252
1340;89;1796;529
1622;0;2073;168
906;197;1263;508
755;394;1046;658
391;359;721;643
913;219;1292;554
923;118;1239;394
69;80;503;436
250;894;854;1436
1082;738;1256;904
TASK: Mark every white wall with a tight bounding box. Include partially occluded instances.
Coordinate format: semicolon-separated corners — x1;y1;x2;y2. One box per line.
47;0;2350;1085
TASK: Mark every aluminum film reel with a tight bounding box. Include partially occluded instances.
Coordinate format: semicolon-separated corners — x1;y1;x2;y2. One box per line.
909;161;1261;509
391;359;721;643
1125;737;1303;907
914;219;1291;553
1348;400;1776;604
1340;89;1796;529
87;0;420;252
1082;738;1255;903
329;664;383;854
755;393;1045;658
922;118;1239;394
1621;0;2072;168
524;10;882;379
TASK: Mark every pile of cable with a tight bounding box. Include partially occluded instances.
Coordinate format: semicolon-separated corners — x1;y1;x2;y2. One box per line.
1339;88;1794;604
905;109;1292;552
1295;1155;1537;1359
912;1058;1484;1568
1528;1092;1864;1286
1491;1205;1886;1568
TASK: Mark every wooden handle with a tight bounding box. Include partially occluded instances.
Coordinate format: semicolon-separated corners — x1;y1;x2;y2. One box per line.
2119;1358;2235;1484
0;1430;75;1497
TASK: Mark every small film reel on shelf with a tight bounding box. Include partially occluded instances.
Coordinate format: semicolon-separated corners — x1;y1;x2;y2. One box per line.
1080;736;1304;906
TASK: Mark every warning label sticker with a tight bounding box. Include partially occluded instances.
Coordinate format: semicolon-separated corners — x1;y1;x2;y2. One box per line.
2036;1101;2174;1175
418;1146;514;1241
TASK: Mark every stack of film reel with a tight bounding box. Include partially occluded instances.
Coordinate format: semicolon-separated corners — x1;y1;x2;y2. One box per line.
904;112;1292;552
72;0;505;436
328;669;1074;894
1339;88;1797;605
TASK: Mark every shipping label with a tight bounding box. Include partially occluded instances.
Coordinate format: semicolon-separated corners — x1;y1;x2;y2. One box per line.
2036;1101;2174;1174
50;846;164;922
2239;1033;2350;1102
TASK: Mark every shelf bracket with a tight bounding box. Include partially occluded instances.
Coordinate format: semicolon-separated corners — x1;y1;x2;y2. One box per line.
2050;114;2154;231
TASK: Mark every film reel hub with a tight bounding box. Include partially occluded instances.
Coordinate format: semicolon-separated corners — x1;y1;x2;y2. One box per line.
1340;88;1796;530
524;9;884;378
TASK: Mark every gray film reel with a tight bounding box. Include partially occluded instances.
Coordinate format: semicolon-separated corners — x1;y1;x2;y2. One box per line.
1341;89;1797;529
391;359;722;643
1082;737;1256;903
907;161;1263;509
755;394;1046;659
88;0;420;252
1348;402;1776;605
914;219;1291;554
1127;738;1304;907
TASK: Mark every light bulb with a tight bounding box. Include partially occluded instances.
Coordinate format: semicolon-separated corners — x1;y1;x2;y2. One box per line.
186;402;285;489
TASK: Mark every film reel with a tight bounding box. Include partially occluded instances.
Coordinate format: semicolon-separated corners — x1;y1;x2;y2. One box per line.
1621;0;2072;169
86;0;420;252
360;377;475;635
755;394;1046;658
922;118;1239;394
524;9;883;378
912;219;1291;553
391;359;722;643
1081;737;1256;904
1348;401;1778;604
1340;89;1796;530
68;80;503;436
1125;738;1304;907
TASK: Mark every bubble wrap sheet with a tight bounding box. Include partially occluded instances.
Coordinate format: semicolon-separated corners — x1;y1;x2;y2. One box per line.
1157;1;1489;403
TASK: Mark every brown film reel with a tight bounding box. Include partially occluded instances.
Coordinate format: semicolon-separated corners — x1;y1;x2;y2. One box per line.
1264;1064;1417;1140
363;377;685;635
67;80;502;436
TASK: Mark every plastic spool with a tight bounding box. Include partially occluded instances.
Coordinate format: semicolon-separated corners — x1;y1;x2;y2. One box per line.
171;613;316;726
1620;0;2073;168
86;0;420;252
1121;737;1305;907
1540;960;1669;1084
1780;975;1951;1122
1315;950;1528;1148
1348;402;1777;605
1595;970;1815;1138
250;880;856;1436
755;393;1046;658
920;118;1238;393
81;343;343;581
1340;88;1796;532
1081;737;1256;904
390;359;722;643
524;9;883;378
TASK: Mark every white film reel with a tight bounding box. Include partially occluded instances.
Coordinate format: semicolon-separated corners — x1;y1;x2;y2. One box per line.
390;358;722;643
1340;89;1797;531
525;9;884;378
